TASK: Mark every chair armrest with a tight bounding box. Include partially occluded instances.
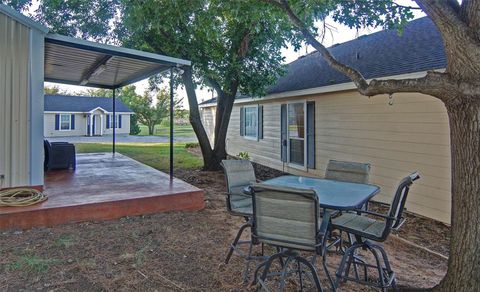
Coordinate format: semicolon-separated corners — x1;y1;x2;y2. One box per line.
242;185;254;196
352;209;396;221
317;212;331;242
51;143;75;149
316;211;331;255
319;212;331;234
225;192;252;199
51;142;70;144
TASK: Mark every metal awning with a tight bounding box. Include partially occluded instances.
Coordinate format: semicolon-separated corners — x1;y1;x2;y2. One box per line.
44;33;191;180
44;34;190;89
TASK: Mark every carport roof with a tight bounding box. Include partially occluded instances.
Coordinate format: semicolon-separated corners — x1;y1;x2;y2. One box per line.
44;34;191;89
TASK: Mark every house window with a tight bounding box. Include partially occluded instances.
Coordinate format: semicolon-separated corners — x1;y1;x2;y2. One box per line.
244;106;258;139
287;102;306;167
60;114;72;131
110;114;119;128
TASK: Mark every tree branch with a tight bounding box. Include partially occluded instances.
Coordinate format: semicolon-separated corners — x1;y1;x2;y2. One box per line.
460;0;480;36
414;0;469;33
205;76;225;97
392;1;422;10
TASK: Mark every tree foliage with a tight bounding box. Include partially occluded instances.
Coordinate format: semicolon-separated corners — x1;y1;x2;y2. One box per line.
123;88;182;136
116;86;142;135
1;0;121;41
44;85;68;95
119;0;295;96
117;0;306;169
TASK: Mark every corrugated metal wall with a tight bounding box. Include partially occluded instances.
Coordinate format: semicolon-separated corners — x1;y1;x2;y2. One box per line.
0;13;31;188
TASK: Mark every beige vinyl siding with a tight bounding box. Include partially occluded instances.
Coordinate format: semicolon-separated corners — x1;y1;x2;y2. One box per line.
0;13;31;188
203;90;451;223
103;114;131;135
44;113;87;137
44;113;131;137
200;107;216;145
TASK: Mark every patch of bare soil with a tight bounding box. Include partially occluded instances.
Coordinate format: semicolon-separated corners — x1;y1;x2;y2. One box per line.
0;155;448;291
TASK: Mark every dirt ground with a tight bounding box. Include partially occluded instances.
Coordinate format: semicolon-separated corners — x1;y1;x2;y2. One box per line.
0;161;448;291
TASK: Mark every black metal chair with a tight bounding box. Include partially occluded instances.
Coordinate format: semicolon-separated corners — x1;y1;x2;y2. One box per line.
220;159;259;281
250;183;335;292
44;139;76;171
331;172;420;291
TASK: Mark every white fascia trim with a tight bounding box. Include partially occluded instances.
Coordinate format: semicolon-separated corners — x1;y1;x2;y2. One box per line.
44;111;84;114
88;107;109;113
198;70;445;108
104;111;134;114
44;111;134;114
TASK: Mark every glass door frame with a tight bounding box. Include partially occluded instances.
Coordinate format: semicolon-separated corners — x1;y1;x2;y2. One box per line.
286;100;307;169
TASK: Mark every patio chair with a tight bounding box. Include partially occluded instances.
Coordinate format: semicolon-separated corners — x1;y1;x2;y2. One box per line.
220;159;258;280
324;160;371;249
250;183;335;292
44;139;76;171
325;160;371;184
332;172;420;291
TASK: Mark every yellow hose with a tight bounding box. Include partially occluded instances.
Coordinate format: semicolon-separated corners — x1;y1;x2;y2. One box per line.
0;188;48;207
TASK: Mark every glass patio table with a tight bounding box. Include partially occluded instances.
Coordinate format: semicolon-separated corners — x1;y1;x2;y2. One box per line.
246;175;380;210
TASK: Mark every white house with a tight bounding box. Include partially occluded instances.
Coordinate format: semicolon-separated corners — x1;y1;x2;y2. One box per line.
44;95;133;137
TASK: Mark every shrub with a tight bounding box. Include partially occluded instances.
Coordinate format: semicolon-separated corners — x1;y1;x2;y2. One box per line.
237;151;250;160
185;142;199;149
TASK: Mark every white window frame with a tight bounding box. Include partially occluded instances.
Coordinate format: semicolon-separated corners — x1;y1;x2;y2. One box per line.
110;114;120;129
286;101;307;169
243;105;258;141
59;114;72;131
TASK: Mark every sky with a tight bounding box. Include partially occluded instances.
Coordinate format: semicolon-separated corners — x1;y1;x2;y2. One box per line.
44;0;425;108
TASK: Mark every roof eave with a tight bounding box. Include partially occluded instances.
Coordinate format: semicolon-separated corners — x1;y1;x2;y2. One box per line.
45;33;191;67
198;69;446;107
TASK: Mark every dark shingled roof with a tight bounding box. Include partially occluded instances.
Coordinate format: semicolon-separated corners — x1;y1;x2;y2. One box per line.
44;95;133;113
199;17;446;106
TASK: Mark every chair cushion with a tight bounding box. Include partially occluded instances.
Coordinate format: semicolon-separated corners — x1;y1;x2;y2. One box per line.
332;212;385;240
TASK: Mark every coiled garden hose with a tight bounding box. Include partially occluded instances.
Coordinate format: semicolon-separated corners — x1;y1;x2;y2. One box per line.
0;188;48;207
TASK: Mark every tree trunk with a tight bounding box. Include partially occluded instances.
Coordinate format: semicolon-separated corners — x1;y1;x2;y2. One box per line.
435;98;480;291
212;92;236;168
202;147;227;171
181;68;220;170
148;124;155;135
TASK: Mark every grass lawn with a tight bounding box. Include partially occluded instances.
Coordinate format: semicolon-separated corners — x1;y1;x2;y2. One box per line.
75;142;202;172
137;124;195;137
